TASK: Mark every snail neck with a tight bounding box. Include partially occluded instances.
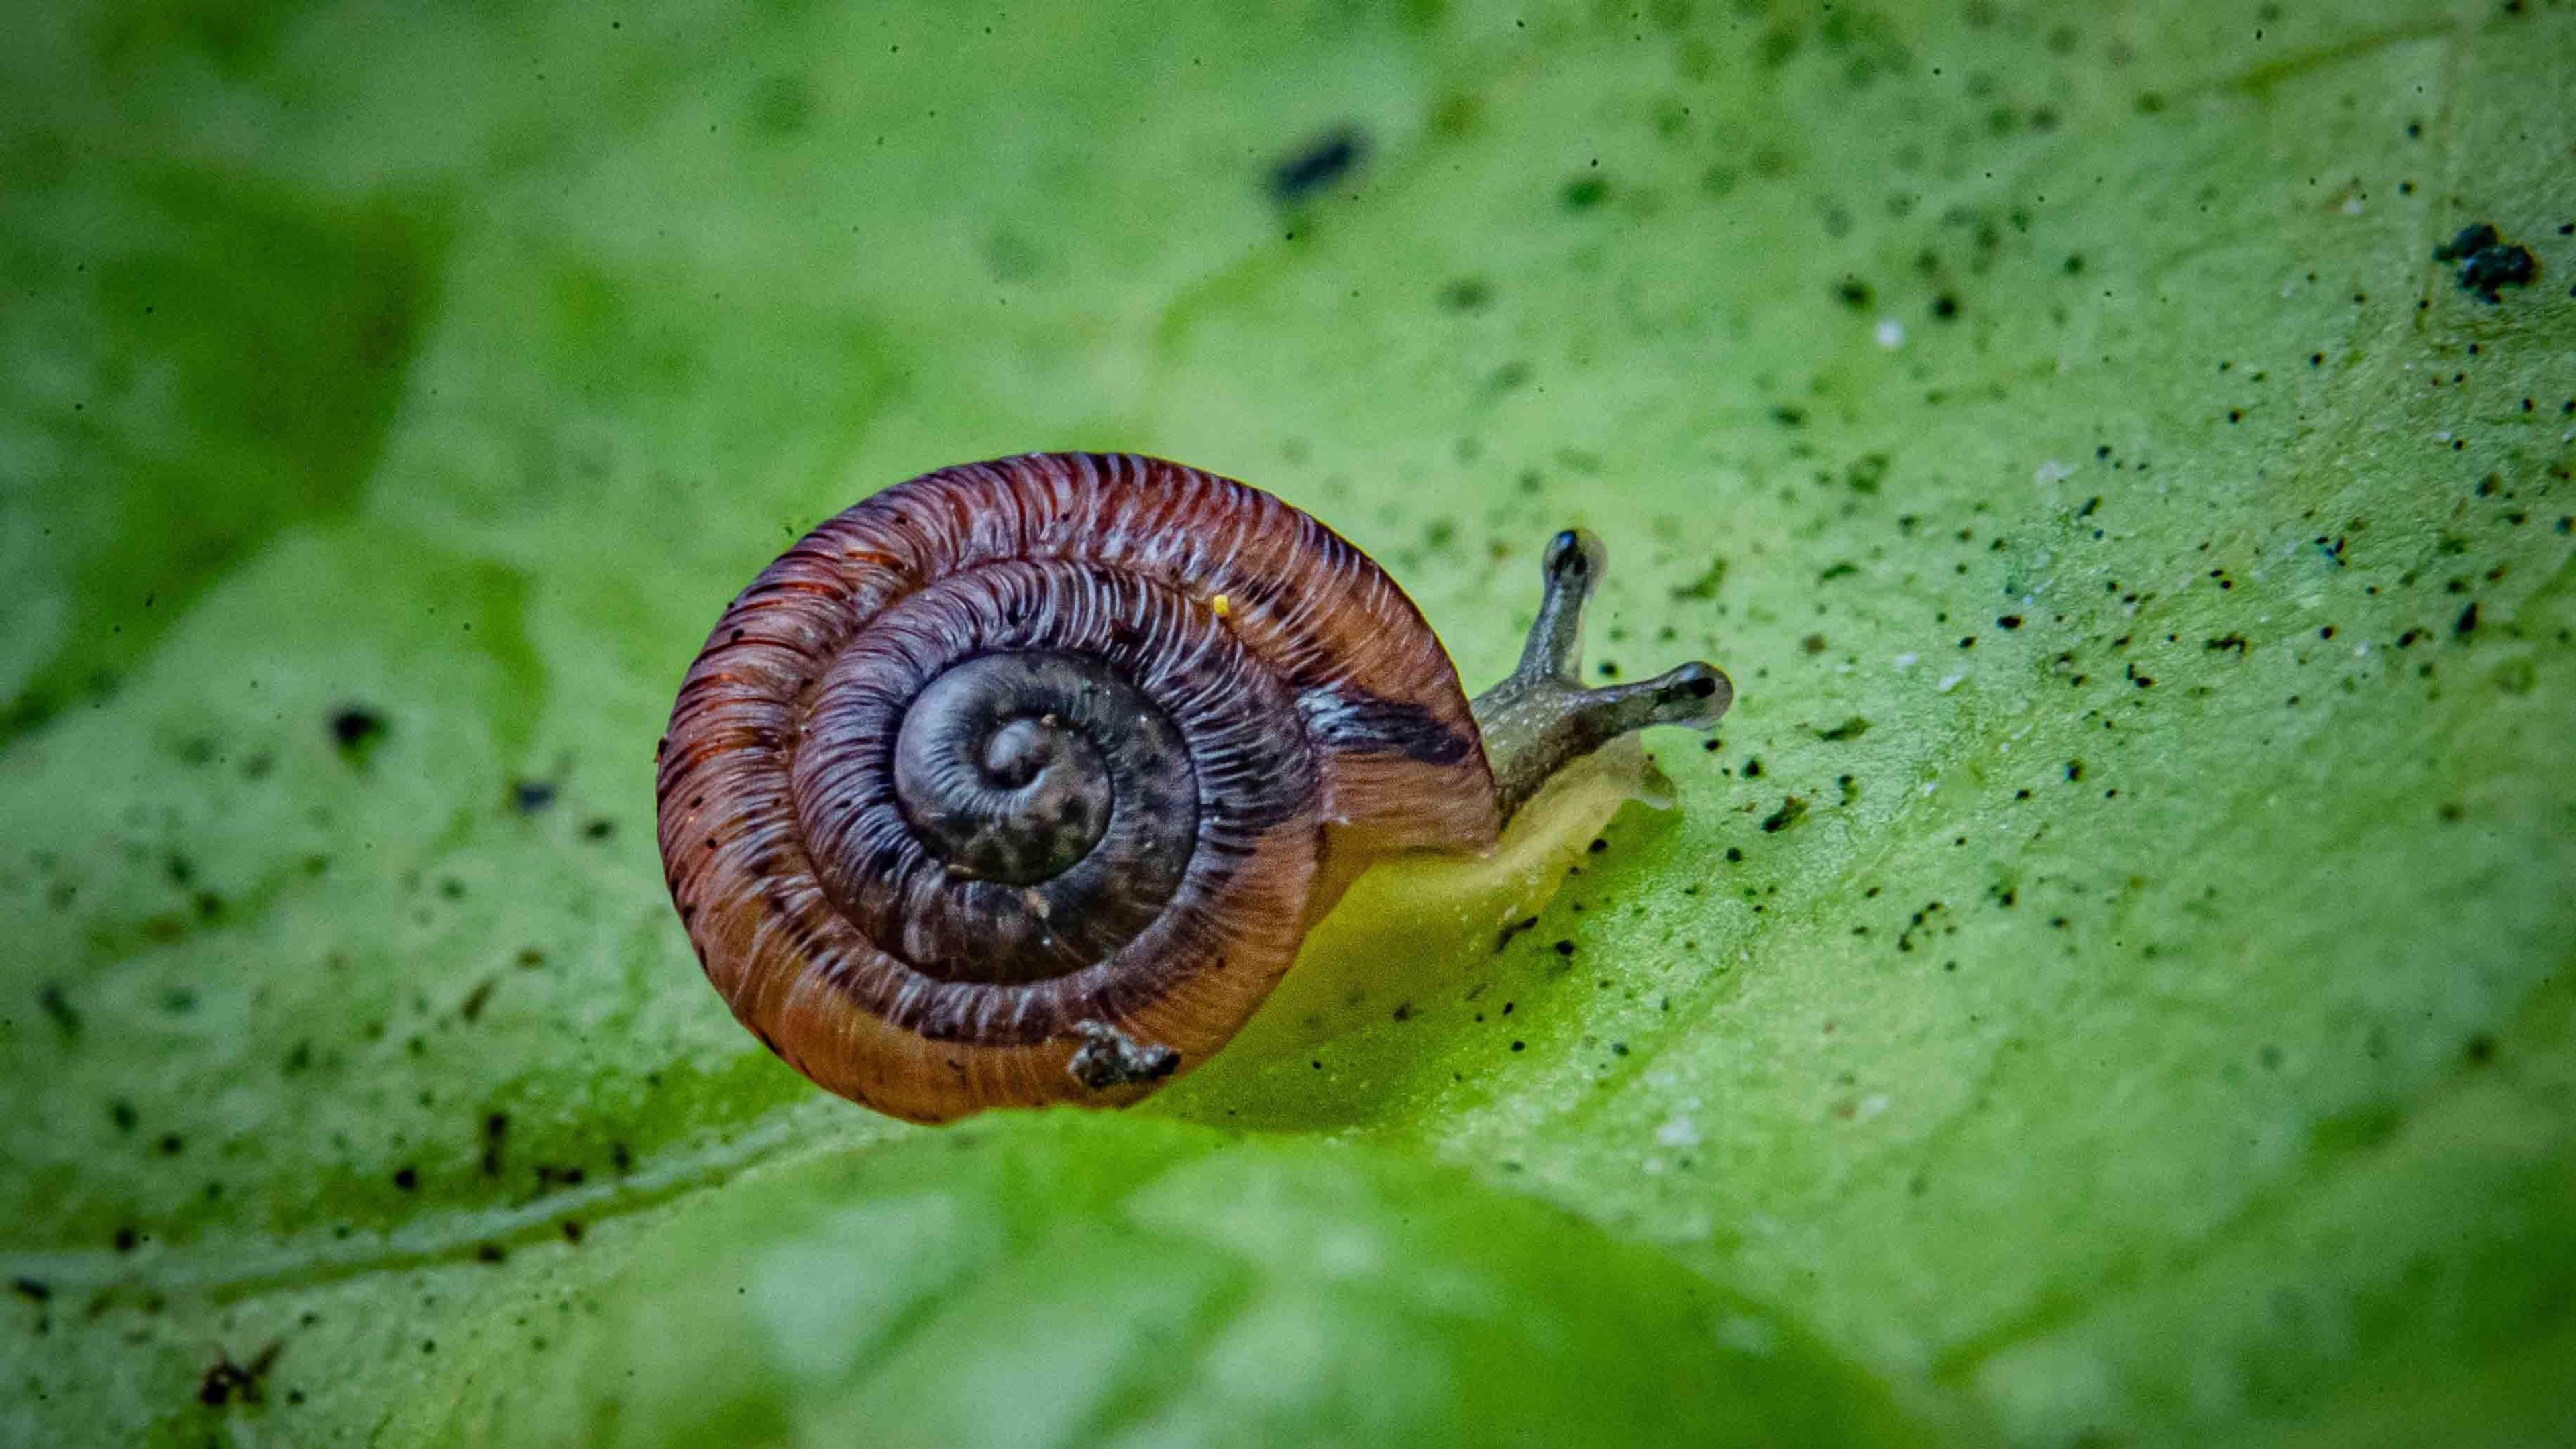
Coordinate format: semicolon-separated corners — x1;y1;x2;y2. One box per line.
1470;529;1731;826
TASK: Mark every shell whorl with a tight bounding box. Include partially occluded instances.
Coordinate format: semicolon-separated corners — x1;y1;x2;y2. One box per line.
655;453;1501;1122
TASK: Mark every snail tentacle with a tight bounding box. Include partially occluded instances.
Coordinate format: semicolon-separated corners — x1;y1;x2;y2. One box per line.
1470;528;1733;823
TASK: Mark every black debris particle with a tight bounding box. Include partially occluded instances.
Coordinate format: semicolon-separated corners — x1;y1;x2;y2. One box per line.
1760;796;1809;833
1818;716;1871;742
2433;222;2538;303
10;1277;50;1303
392;1165;419;1191
2455;601;2479;637
1833;276;1875;309
1270;127;1366;203
582;818;616;841
329;705;387;760
511;780;557;813
197;1342;282;1407
1067;1020;1179;1091
1496;915;1540;951
479;1112;508;1176
38;982;80;1038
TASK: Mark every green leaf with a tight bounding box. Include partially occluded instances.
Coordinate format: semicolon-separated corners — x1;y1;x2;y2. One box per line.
4;0;2572;1444
398;1114;1921;1447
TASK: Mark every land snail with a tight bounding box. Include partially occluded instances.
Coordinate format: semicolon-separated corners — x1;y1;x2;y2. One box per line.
655;453;1731;1123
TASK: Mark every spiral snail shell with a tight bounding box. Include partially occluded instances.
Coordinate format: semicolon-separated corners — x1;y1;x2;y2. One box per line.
656;453;1730;1122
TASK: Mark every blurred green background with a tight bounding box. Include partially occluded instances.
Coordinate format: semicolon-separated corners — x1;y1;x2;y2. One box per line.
4;0;2573;1443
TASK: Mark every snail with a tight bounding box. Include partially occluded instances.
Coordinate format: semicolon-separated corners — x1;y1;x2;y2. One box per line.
655;453;1731;1122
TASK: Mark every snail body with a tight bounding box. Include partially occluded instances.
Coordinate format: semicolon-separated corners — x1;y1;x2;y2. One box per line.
656;453;1728;1122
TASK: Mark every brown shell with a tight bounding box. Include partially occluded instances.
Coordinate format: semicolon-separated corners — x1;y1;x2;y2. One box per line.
654;453;1500;1122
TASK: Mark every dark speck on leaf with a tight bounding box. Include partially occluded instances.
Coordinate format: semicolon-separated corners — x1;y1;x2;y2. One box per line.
2434;222;2538;303
330;705;386;759
38;982;80;1038
583;818;616;841
1671;557;1727;600
511;780;557;813
1819;716;1871;742
1271;127;1366;203
1760;796;1809;833
196;1342;282;1407
1439;277;1492;311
